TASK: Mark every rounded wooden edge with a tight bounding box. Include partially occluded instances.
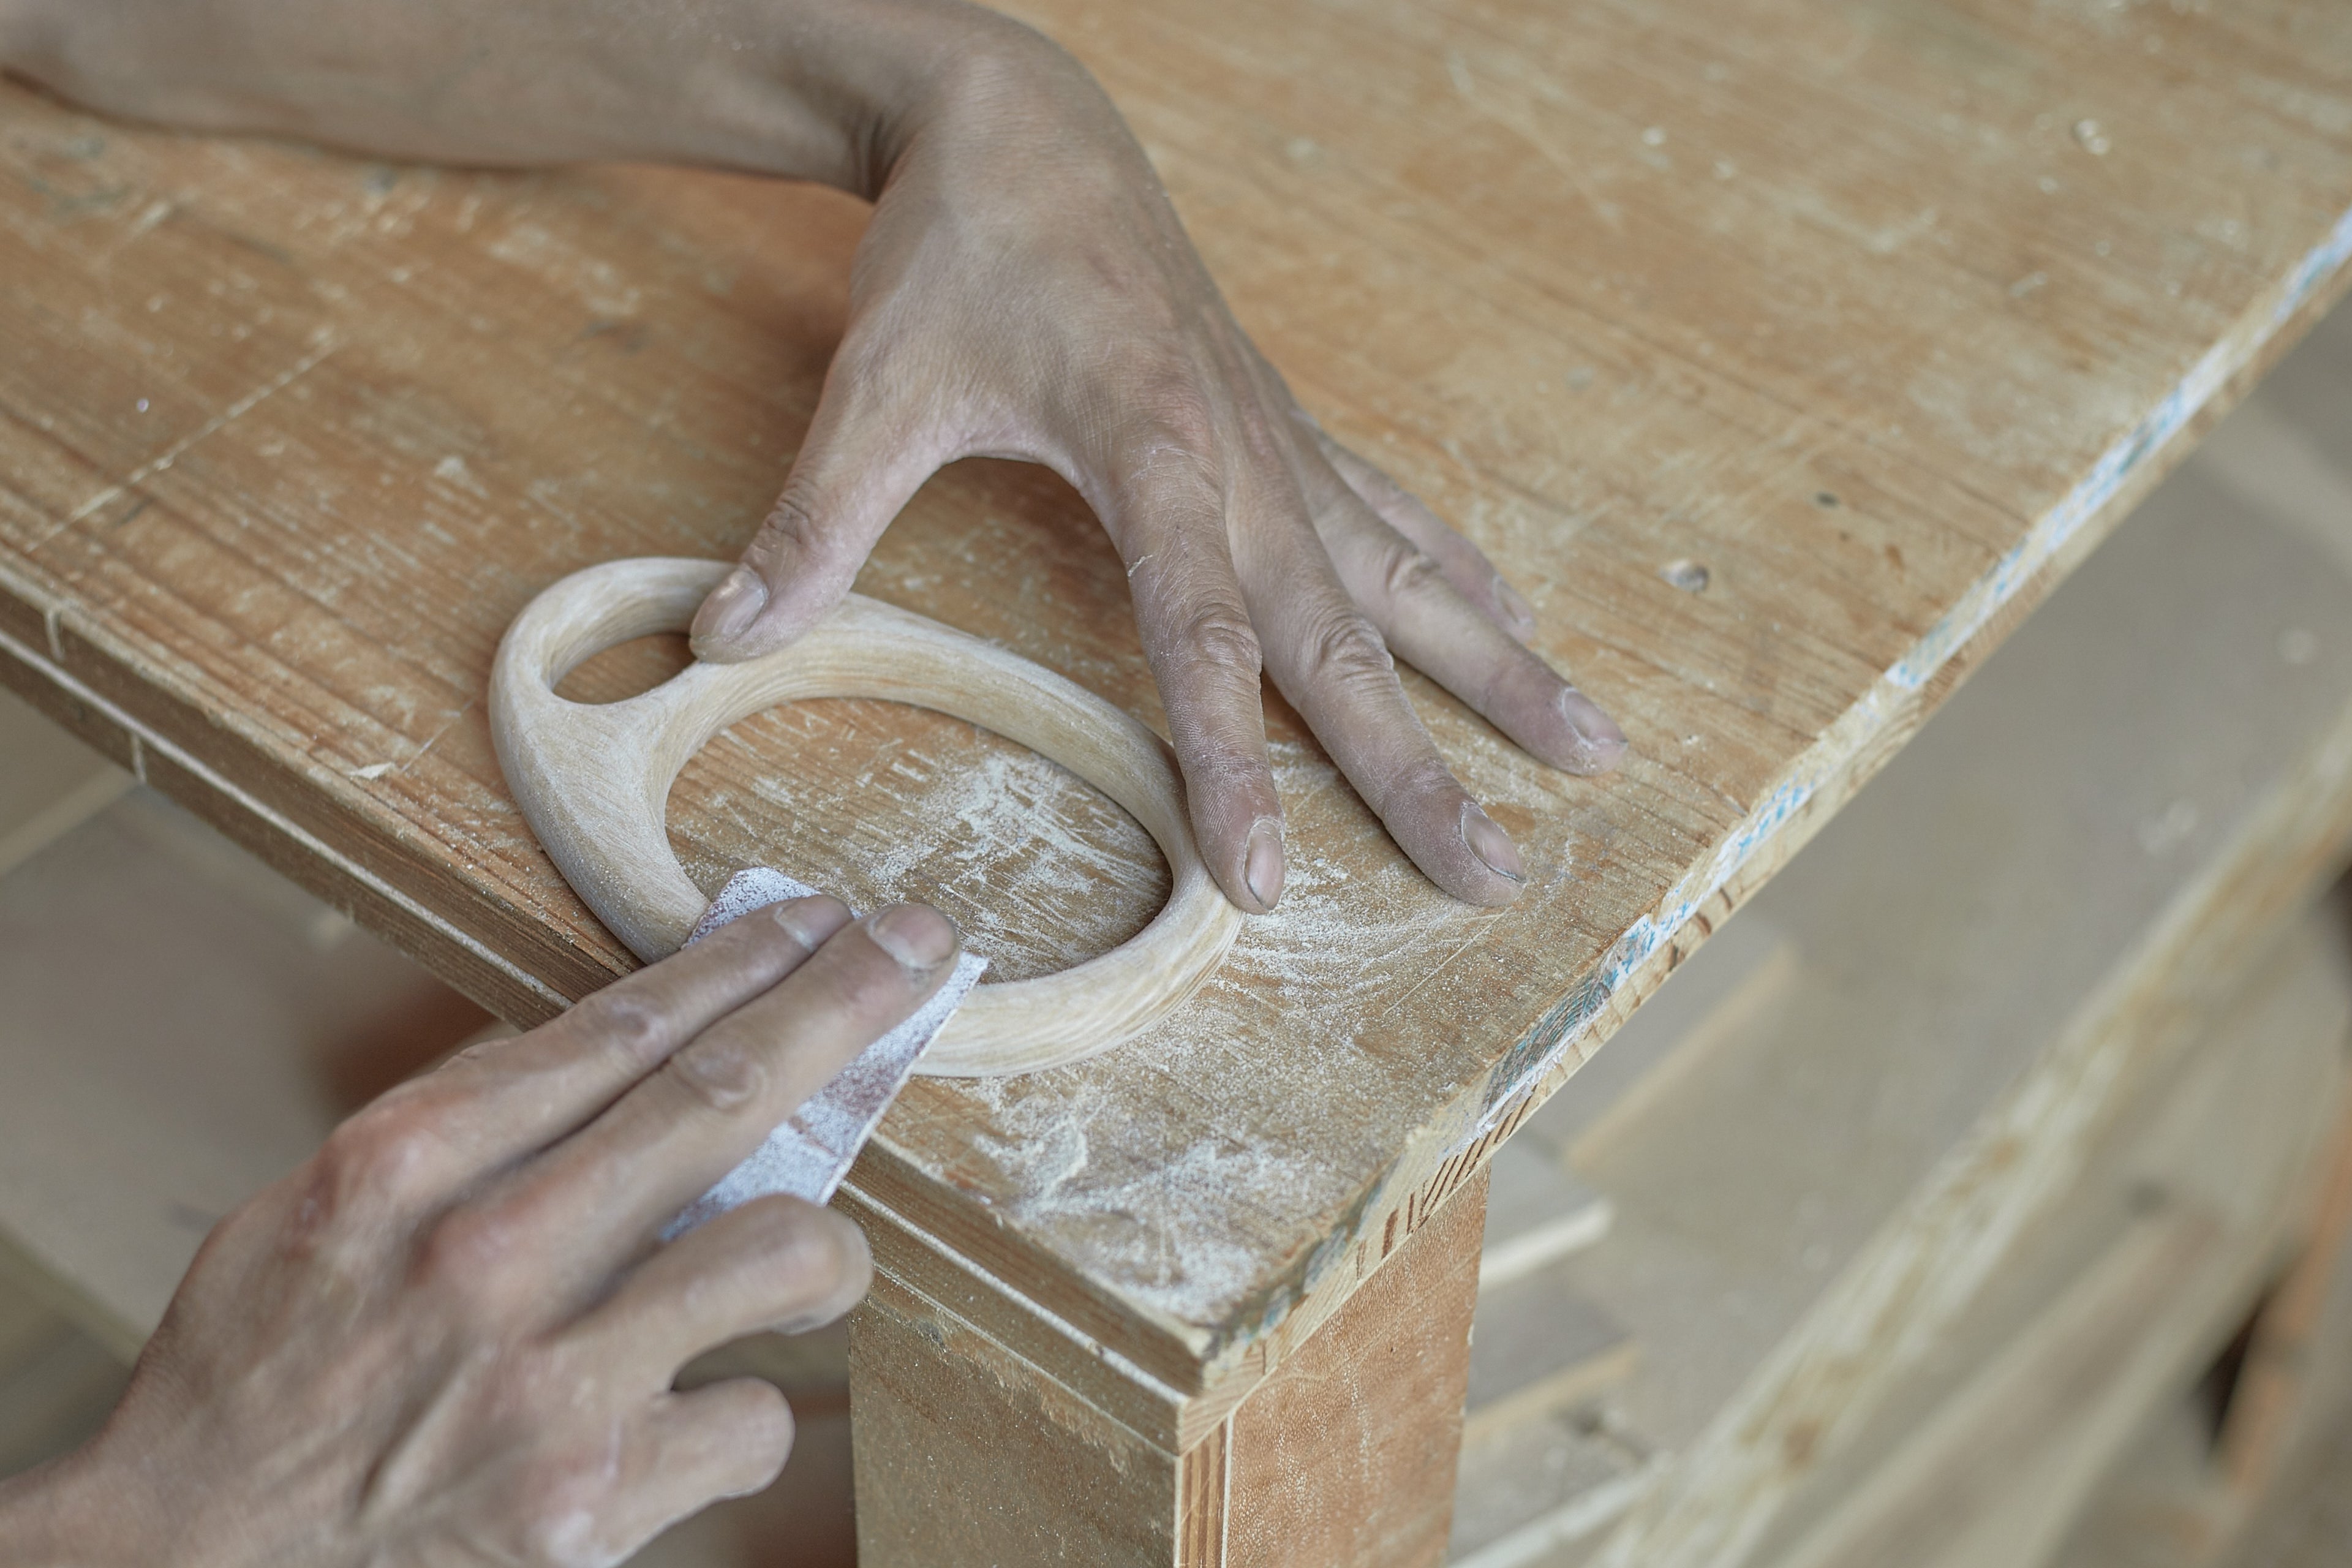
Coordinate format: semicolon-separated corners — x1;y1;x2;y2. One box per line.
491;557;1240;1077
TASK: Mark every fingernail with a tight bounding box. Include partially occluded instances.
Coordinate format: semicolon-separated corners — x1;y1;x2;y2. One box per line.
773;1310;831;1337
1461;802;1523;883
771;895;840;950
1494;577;1536;633
1243;819;1286;910
867;903;957;970
695;566;768;647
1556;688;1629;773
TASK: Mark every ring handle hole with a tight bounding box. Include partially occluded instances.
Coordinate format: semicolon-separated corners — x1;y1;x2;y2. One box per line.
666;701;1172;982
552;633;696;706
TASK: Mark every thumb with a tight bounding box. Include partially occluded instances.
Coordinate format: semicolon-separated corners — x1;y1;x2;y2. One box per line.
690;369;941;662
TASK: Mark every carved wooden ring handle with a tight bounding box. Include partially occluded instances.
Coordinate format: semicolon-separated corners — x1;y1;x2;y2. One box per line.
490;557;1242;1077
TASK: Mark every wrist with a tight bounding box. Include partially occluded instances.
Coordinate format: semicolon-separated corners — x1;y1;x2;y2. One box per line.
697;0;1085;200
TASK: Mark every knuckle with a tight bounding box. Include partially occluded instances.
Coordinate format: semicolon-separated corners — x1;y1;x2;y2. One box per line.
310;1102;442;1218
570;989;671;1073
1398;755;1464;803
823;951;921;1022
742;483;854;588
1177;605;1264;684
512;1453;624;1568
1129;374;1218;456
760;484;827;549
1226;397;1291;470
1302;609;1396;687
1376;540;1447;605
415;1204;526;1310
662;1034;769;1115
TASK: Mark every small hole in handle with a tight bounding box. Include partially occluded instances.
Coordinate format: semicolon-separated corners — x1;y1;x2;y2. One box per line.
552;633;696;704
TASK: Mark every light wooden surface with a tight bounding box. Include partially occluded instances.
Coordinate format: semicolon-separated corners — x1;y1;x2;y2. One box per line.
0;689;126;875
6;1;2352;1553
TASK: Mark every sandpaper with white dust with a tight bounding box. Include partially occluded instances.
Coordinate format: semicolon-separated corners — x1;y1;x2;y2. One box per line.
661;867;986;1237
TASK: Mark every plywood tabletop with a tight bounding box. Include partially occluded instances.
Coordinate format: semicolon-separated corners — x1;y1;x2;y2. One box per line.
2;0;2350;1401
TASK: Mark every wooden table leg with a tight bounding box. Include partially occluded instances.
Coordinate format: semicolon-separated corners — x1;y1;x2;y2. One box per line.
849;1167;1488;1567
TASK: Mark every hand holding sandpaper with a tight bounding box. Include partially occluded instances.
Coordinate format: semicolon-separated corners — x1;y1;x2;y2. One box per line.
0;898;958;1566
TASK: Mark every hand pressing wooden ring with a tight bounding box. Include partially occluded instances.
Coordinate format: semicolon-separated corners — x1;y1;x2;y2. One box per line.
491;557;1242;1076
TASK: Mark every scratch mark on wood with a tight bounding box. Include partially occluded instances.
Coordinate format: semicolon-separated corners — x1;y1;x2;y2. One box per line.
42;336;339;546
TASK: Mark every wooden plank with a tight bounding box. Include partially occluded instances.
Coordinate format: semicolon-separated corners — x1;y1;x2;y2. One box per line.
2046;281;2352;1568
2217;1055;2352;1498
2208;1409;2352;1568
2056;1020;2352;1567
1463;1265;1634;1449
1505;306;2352;1566
1759;912;2352;1568
3;0;2352;1468
1449;1415;1656;1568
850;1167;1483;1567
1223;1167;1483;1568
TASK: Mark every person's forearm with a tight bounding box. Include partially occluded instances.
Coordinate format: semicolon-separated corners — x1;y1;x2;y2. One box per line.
0;0;1057;200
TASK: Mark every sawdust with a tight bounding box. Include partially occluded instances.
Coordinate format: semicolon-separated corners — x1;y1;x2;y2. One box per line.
868;747;1165;979
913;741;1501;1330
674;706;1168;984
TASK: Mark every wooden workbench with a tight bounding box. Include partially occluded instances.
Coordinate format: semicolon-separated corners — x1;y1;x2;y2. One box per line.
5;2;2352;1562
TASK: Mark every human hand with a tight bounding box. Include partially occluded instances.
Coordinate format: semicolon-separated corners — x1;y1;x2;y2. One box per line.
0;0;1624;913
0;897;959;1568
688;31;1626;911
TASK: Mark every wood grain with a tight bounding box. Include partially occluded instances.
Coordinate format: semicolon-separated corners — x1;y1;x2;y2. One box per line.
2;0;2351;1427
848;1166;1482;1567
1220;1164;1482;1568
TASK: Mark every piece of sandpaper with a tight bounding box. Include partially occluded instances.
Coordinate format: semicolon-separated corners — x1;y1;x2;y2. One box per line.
660;868;987;1237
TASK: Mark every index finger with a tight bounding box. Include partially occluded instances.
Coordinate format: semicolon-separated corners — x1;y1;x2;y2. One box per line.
339;897;854;1207
469;903;960;1300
